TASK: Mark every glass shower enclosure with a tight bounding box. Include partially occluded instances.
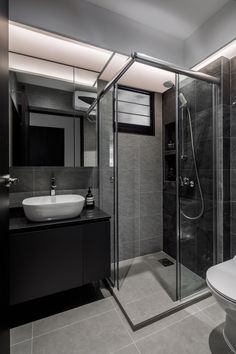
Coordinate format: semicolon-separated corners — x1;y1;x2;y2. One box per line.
93;53;220;327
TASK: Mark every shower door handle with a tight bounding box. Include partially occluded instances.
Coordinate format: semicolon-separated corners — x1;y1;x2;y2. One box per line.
109;176;114;183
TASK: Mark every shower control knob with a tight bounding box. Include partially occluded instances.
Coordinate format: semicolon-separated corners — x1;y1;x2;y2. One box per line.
189;180;195;188
183;177;190;186
181;177;195;188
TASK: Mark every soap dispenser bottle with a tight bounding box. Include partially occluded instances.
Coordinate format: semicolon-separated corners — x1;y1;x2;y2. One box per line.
85;187;95;208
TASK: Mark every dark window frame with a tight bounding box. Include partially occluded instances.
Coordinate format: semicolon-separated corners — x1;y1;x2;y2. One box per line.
117;85;155;136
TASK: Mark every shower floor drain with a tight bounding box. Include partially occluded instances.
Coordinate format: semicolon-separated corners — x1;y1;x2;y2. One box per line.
158;258;174;267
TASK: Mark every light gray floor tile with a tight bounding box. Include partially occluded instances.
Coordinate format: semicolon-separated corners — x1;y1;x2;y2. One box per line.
11;340;32;354
122;290;173;325
112;296;199;342
135;312;230;354
114;258;162;305
112;344;140;354
201;303;226;327
33;297;114;337
115;251;206;325
195;295;216;310
33;309;132;354
11;323;32;345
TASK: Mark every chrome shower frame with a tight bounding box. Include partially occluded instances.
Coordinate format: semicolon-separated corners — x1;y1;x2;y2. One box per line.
88;52;221;329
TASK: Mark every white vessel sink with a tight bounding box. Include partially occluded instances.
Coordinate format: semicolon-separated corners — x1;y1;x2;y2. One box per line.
22;194;85;222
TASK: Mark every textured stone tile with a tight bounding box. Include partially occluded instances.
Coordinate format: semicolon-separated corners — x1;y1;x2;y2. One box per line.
140;237;162;256
118;144;140;171
136;312;229;354
33;298;114;337
140;191;162;217
201;303;226;327
119;240;140;261
140;214;162;240
195;295;216;310
140;169;162;193
112;296;198;342
119;216;140;244
10;191;34;208
122;290;174;325
9;167;34;193
114;259;161;305
11;340;32;354
11;323;32;345
112;344;140;354
33;310;132;354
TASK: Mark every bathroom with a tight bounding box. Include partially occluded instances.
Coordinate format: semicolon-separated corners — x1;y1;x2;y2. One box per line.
0;1;236;353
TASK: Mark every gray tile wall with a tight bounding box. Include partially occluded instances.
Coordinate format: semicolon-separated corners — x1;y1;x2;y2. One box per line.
9;166;98;208
118;93;163;260
230;56;236;256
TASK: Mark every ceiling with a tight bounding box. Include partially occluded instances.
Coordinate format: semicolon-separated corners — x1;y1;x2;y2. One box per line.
10;20;236;94
86;0;229;39
9;23;175;93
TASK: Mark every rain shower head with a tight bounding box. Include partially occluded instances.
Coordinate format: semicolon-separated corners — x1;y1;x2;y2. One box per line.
163;80;174;88
179;92;188;108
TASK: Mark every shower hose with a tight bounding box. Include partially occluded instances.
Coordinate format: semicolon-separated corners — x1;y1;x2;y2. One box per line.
180;106;204;220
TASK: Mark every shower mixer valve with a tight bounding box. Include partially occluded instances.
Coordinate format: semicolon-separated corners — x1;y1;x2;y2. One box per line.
180;176;195;188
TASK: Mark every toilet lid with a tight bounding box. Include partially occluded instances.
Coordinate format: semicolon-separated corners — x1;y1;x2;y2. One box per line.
206;256;236;303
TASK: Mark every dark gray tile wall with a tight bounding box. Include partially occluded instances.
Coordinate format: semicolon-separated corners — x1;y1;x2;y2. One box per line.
200;57;230;262
230;56;236;257
179;77;216;278
162;88;177;259
162;57;229;279
9;166;98;208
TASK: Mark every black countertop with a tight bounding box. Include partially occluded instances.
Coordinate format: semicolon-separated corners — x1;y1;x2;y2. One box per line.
10;207;110;233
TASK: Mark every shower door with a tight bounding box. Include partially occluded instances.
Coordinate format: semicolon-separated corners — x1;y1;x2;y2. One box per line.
177;74;217;299
98;86;118;286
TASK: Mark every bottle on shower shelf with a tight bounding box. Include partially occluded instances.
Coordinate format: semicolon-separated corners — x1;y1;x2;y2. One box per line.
167;140;175;150
167;167;175;181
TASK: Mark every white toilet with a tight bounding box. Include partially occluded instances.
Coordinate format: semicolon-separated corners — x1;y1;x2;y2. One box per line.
206;256;236;353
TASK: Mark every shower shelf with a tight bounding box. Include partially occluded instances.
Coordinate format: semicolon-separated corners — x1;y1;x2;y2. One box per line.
165;150;176;156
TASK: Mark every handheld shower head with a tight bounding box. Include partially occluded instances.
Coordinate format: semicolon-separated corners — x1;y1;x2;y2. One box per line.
163;80;174;89
179;92;188;108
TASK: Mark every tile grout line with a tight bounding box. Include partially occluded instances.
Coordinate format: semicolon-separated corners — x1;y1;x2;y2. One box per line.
109;343;137;354
134;311;198;344
10;338;32;348
198;306;225;328
119;287;174;309
32;307;115;340
31;322;33;354
113;306;141;354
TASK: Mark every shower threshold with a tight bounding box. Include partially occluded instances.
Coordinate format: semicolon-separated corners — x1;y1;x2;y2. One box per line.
110;251;209;329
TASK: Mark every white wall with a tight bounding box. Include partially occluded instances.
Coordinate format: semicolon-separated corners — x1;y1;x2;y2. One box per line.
9;0;184;65
184;0;236;68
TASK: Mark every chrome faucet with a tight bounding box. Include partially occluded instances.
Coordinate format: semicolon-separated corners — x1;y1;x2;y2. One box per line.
50;177;57;196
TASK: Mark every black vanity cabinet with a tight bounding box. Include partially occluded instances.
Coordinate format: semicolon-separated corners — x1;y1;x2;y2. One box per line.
10;209;110;305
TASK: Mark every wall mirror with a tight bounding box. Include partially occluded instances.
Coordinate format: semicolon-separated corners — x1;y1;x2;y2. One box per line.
9;53;98;167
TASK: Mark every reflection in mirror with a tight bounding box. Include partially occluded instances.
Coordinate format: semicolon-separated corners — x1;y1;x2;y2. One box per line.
9;53;98;167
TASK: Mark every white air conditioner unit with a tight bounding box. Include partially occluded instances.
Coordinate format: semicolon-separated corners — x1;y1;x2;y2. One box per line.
73;91;96;112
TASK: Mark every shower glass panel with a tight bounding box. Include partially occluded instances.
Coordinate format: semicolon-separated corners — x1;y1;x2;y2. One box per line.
98;87;117;285
96;52;219;327
178;75;216;299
